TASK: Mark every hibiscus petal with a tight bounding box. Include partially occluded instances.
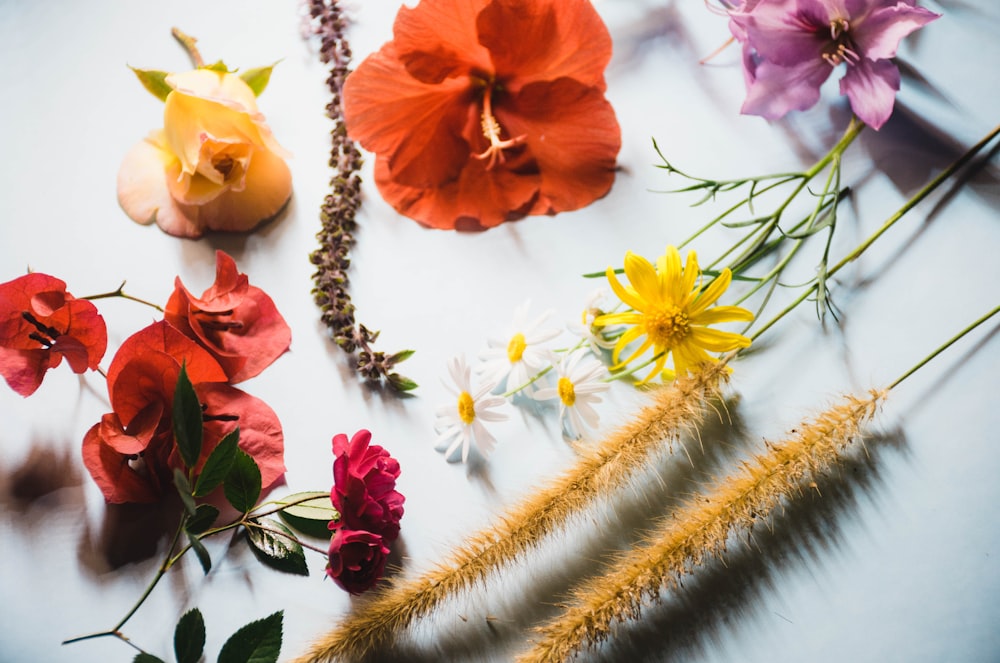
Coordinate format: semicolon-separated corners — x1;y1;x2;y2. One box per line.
500;77;620;215
853;4;940;61
477;0;611;91
840;58;900;130
393;0;491;83
345;45;474;190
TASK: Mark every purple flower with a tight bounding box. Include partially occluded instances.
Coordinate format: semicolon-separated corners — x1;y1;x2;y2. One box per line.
729;0;940;129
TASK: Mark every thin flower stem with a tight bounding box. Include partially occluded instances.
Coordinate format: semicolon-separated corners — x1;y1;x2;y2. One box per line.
749;121;1000;343
83;281;164;312
888;305;1000;390
171;27;205;67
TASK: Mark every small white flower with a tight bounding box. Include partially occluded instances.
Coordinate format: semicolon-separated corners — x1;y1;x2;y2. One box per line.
534;348;610;439
568;289;617;357
478;300;561;397
435;354;508;463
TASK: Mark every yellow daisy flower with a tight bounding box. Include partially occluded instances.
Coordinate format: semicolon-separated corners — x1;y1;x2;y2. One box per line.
594;246;753;383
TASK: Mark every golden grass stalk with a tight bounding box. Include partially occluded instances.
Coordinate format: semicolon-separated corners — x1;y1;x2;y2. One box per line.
292;361;731;663
517;387;887;663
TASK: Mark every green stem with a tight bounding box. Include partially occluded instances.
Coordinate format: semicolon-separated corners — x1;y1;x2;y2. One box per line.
83;280;164;312
749;121;1000;343
888;305;1000;390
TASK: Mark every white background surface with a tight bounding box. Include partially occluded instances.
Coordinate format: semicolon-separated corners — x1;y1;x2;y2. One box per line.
1;1;998;662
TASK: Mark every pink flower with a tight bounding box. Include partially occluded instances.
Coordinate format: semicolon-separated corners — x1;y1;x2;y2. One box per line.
164;250;291;383
729;0;939;129
326;528;390;595
330;429;404;542
0;273;107;396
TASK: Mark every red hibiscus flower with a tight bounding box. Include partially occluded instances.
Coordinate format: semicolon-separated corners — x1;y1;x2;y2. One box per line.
330;429;404;542
343;0;621;230
164;250;291;383
326;528;390;595
82;321;286;504
0;273;107;396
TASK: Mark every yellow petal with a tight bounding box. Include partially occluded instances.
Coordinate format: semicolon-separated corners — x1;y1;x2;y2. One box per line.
689;326;751;352
622;251;662;305
691;305;754;325
194;146;292;232
688;268;733;317
606;265;646;311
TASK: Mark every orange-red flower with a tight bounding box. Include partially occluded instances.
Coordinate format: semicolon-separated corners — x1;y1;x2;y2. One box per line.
0;273;107;396
165;250;291;383
82;321;286;504
343;0;621;230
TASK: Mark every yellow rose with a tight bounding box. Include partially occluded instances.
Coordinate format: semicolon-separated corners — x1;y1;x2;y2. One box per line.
117;69;292;238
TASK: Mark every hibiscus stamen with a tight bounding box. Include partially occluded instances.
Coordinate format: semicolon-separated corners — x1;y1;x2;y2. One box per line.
473;86;526;170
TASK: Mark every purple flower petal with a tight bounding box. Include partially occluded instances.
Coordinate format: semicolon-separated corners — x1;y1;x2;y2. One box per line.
741;57;833;120
853;3;940;61
840;57;901;129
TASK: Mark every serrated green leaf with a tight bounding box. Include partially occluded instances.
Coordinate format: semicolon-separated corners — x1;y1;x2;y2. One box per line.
246;519;308;576
133;654;166;663
194;428;240;497
174;468;197;517
224;450;261;513
173;363;203;470
275;491;338;539
174;608;206;663
189;533;212;575
129;66;173;102
185;504;220;535
217;611;283;663
239;62;279;96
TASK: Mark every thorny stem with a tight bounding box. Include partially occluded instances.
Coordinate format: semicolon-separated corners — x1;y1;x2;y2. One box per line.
749;121;1000;343
83;281;164;312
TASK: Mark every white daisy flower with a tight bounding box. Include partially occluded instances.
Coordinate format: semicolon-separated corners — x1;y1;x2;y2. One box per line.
568;289;617;357
477;300;561;397
534;349;610;439
435;354;508;463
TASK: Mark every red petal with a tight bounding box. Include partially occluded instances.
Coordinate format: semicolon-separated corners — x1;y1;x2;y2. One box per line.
500;78;620;215
82;422;160;504
392;0;491;83
0;347;51;397
477;0;612;91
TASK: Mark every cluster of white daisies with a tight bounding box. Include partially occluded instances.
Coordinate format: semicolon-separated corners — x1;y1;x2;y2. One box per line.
433;296;615;464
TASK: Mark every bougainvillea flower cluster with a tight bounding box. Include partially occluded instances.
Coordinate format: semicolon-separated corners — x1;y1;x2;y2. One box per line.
0;273;107;396
326;429;405;594
729;0;940;130
343;0;621;230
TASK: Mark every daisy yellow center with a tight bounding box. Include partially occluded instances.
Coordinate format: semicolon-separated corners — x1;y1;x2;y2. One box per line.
507;332;527;363
557;376;576;407
473;85;526;170
457;391;476;425
645;305;691;348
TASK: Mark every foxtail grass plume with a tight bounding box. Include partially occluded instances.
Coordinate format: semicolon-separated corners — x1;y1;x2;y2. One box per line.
517;388;887;663
292;360;731;662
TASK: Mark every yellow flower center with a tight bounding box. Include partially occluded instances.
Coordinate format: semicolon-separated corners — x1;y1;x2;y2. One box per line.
557;376;576;407
507;332;527;363
645;305;691;348
457;391;476;425
473;85;526;170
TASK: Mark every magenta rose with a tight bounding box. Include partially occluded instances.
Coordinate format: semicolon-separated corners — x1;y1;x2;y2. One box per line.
330;429;404;542
326;528;390;595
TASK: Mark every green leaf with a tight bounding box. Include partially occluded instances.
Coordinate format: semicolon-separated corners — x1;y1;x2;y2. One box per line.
133;654;166;663
174;608;206;663
194;428;240;497
275;491;338;540
246;519;308;576
224;450;261;513
201;59;233;73
174;468;197;517
128;66;173;102
239;62;279;96
185;504;220;535
217;611;283;663
388;349;415;364
189;533;212;575
173;363;203;470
